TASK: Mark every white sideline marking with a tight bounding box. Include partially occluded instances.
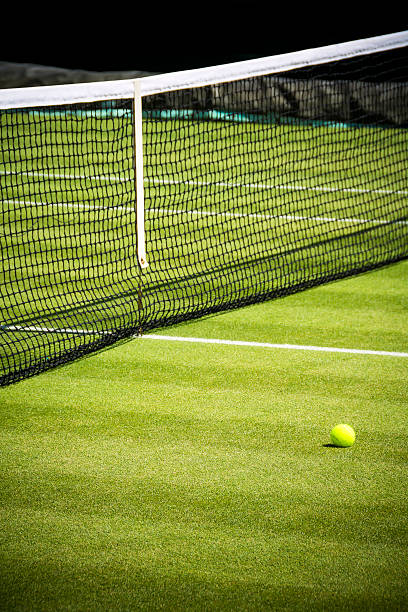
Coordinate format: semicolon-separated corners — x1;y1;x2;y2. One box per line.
142;334;408;358
4;197;408;229
2;168;408;198
3;169;408;227
3;325;407;357
0;169;131;183
147;206;408;227
3;325;104;335
4;199;135;213
150;176;408;198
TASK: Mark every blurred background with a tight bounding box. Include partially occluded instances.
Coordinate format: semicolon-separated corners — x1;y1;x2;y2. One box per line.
0;3;406;86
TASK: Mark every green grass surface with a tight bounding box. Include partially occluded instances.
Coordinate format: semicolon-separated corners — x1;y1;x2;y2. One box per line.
1;261;407;610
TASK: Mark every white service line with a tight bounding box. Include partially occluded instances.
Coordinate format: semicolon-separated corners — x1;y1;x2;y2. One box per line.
4;199;408;229
2;168;408;198
3;325;105;335
142;334;408;358
0;169;131;183
3;169;407;226
4;325;407;357
5;197;407;228
150;176;408;198
3;199;135;213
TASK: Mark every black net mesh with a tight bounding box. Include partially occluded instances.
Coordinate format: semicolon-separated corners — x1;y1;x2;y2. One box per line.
1;46;408;385
1;100;142;384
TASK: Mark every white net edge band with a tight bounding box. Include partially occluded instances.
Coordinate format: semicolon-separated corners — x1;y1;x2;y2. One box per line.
141;30;408;96
0;30;407;110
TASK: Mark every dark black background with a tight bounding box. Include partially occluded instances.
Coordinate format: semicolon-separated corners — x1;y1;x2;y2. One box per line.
1;3;407;73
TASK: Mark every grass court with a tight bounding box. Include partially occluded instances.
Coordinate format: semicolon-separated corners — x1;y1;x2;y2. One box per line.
0;259;407;610
0;107;407;609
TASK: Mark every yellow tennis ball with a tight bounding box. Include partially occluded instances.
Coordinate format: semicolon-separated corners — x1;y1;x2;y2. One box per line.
330;424;355;447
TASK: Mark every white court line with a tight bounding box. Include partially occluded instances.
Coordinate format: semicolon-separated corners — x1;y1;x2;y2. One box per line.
146;206;408;226
2;169;408;226
142;334;408;358
0;169;131;183
150;176;408;198
5;197;408;228
3;199;135;214
2;168;408;198
3;325;407;357
3;325;104;335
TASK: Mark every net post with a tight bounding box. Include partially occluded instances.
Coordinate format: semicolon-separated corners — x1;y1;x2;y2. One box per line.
133;79;148;269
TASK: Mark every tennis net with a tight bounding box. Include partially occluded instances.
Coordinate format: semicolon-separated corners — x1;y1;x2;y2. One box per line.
1;31;408;385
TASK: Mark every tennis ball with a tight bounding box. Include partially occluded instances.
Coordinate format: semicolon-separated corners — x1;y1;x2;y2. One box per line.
330;424;355;447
